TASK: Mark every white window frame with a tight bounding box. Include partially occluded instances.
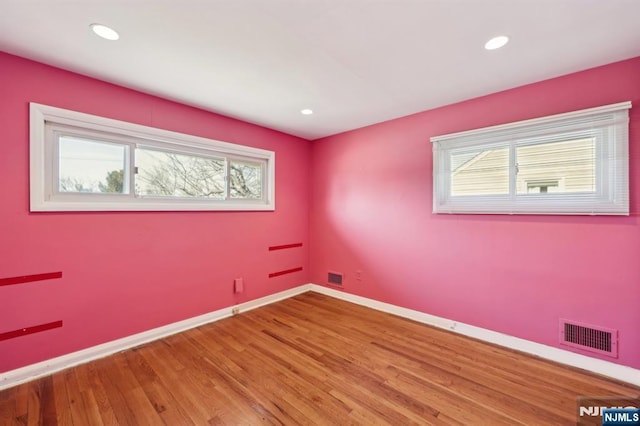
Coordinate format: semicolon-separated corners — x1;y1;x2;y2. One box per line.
30;103;275;211
431;102;631;215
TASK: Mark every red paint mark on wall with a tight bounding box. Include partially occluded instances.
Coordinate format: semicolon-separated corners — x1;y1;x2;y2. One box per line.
0;272;62;287
268;267;303;278
0;321;63;342
268;243;303;251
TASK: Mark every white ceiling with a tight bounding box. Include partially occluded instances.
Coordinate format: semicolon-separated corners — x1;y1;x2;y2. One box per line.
1;1;640;140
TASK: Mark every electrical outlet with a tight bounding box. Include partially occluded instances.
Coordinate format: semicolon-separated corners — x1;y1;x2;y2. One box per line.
234;278;244;293
232;307;240;315
356;270;363;282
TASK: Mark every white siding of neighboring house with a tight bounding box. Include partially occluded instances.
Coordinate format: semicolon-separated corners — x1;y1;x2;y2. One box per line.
451;138;596;196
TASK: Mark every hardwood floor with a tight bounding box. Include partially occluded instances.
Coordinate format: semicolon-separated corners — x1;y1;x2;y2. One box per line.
0;292;638;425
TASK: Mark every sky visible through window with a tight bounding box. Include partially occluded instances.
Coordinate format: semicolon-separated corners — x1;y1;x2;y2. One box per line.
58;135;262;199
58;136;126;193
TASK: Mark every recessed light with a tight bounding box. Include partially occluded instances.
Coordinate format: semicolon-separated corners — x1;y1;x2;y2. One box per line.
90;24;119;41
301;109;313;115
485;35;509;50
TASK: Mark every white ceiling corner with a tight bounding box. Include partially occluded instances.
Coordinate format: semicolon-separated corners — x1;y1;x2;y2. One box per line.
1;0;639;140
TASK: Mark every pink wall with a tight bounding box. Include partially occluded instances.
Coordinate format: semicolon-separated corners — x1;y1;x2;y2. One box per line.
2;51;639;375
310;57;640;369
0;52;310;372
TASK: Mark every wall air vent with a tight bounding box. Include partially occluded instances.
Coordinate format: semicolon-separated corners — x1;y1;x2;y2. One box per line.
559;319;618;358
328;272;343;286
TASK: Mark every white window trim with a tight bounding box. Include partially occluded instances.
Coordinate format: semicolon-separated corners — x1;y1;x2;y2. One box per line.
431;101;631;215
30;103;275;212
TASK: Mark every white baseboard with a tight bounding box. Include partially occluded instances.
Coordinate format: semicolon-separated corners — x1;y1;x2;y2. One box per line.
308;284;640;387
0;285;311;391
2;282;638;390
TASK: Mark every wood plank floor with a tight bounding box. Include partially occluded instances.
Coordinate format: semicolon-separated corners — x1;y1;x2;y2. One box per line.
0;292;638;425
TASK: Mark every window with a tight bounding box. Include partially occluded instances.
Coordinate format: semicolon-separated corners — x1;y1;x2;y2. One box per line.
30;103;275;211
431;102;631;215
526;180;560;194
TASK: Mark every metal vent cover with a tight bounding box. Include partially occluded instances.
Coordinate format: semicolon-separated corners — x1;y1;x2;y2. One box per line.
559;319;618;358
327;272;343;286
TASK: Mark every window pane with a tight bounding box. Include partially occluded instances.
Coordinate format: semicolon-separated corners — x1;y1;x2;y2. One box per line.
450;147;509;195
516;138;595;195
58;136;128;194
229;160;263;199
135;149;225;198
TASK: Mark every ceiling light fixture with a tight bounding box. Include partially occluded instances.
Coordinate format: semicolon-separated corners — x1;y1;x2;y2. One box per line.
90;24;120;41
301;109;313;115
484;35;509;50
